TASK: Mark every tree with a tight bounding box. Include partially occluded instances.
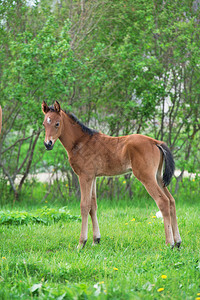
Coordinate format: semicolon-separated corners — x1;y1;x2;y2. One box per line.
0;2;78;199
0;0;199;201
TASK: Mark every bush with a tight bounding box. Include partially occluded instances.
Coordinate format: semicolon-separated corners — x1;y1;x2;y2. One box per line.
0;206;80;225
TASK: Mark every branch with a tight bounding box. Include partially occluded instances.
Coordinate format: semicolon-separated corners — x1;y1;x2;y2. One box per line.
0;161;17;197
1;134;34;155
15;135;34;176
18;129;41;192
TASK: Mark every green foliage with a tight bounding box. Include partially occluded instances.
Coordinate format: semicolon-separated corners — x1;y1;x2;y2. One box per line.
1;15;76;128
0;172;199;207
0;0;199;198
0;206;80;225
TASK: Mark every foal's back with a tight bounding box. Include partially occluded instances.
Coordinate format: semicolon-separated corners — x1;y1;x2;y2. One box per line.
88;133;160;177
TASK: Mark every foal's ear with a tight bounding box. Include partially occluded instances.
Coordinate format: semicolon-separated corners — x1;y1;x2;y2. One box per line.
42;101;50;114
54;101;61;113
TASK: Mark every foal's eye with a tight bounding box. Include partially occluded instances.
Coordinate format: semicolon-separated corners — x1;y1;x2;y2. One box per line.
55;122;60;128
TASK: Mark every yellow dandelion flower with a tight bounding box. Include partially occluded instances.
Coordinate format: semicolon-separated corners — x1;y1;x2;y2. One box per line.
148;222;152;224
157;288;164;292
99;281;104;284
123;180;126;184
125;223;128;225
197;293;200;296
131;218;135;221
192;179;195;182
2;257;6;260
195;298;200;300
161;275;167;279
113;267;118;271
66;184;68;187
152;216;156;219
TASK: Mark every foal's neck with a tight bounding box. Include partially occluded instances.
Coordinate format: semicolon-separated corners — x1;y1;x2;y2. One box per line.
59;110;88;154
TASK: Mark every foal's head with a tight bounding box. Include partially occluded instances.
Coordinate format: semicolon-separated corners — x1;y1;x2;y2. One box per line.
42;101;62;150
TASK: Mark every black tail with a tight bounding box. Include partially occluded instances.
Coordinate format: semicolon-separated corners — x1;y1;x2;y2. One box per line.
157;143;175;187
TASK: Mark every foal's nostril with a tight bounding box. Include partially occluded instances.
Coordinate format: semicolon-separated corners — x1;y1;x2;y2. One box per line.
44;140;53;150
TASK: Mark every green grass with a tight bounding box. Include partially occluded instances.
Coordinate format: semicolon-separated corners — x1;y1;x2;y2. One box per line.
0;198;200;299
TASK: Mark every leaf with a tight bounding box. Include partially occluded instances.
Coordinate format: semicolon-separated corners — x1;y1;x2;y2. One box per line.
29;283;42;293
57;293;67;300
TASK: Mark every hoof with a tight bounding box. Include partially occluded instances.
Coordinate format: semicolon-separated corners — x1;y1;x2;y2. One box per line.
171;243;175;249
77;239;87;250
93;237;101;245
175;241;182;249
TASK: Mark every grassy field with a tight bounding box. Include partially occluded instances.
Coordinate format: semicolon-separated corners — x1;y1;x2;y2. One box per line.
0;196;200;299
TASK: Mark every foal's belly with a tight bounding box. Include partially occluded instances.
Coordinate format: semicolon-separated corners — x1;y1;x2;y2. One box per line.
96;168;132;177
95;158;132;177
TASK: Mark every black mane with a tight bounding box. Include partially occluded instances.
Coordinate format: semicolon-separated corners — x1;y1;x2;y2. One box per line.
49;105;98;136
67;112;98;137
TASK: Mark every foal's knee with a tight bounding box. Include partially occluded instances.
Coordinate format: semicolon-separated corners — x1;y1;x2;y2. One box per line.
169;197;175;207
169;198;176;212
80;203;91;216
90;206;97;217
157;198;170;218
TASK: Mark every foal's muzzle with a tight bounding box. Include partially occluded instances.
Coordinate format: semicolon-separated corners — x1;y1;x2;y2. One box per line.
44;140;54;151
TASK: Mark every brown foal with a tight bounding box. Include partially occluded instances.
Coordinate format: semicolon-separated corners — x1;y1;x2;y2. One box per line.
42;101;181;249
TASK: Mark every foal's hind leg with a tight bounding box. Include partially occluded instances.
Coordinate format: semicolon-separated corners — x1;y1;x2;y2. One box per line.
143;179;175;246
162;187;181;247
144;180;175;246
157;171;182;247
130;143;174;246
131;160;174;245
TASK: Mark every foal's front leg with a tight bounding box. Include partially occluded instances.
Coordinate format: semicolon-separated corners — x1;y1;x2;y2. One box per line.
78;176;95;249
